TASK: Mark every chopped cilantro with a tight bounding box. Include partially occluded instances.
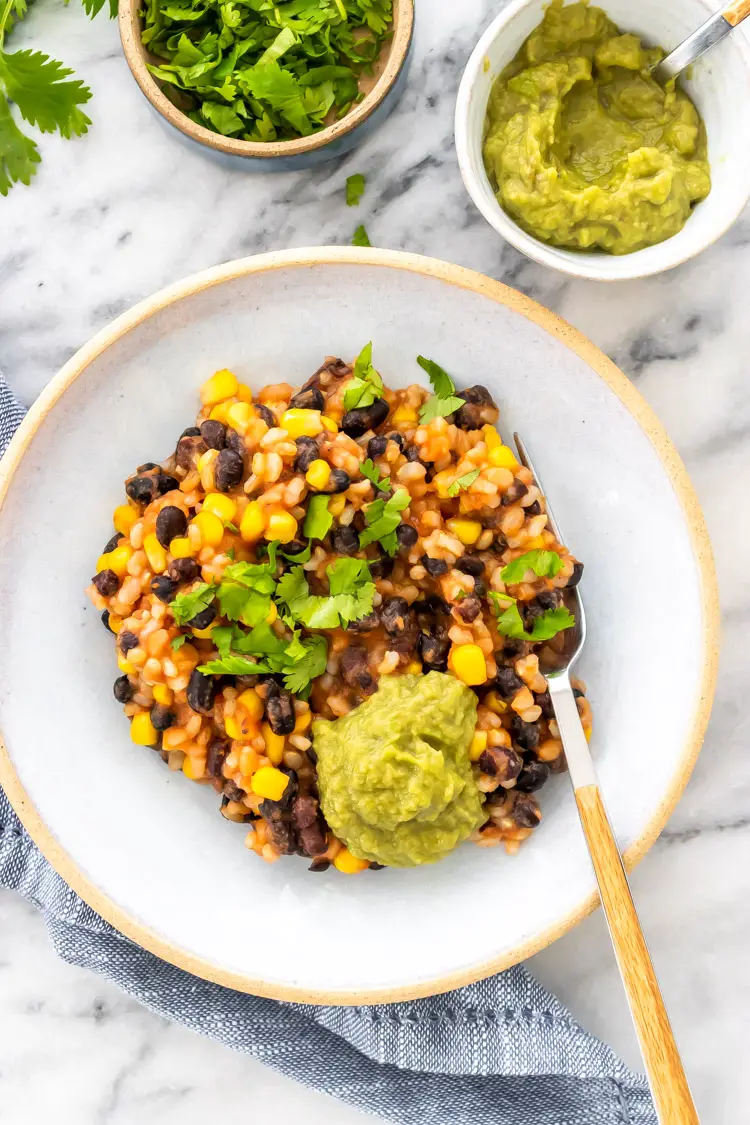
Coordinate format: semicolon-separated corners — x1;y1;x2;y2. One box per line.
447;468;481;497
275;558;374;629
283;634;328;698
416;355;465;423
224;521;239;533
170;582;216;626
489;592;575;642
352;224;371;247
171;634;188;651
346;173;366;206
199;654;275;676
282;542;312;563
501;550;563;585
360;458;391;492
214;558;277;626
343;342;383;411
358;488;410;555
303;494;334;541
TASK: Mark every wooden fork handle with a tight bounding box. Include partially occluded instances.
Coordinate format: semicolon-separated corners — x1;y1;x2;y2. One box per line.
723;0;750;26
575;786;700;1124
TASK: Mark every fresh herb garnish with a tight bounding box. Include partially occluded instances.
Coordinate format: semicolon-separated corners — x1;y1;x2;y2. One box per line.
282;634;329;698
224;521;239;533
199;624;328;700
275;558;374;629
303;494;334;541
214;557;278;626
352;223;371;247
501;549;563;585
447;468;481;497
360;458;391;491
416;356;465;423
489;592;575;642
170;582;216;626
199;654;275;676
171;634;188;651
346;172;366;205
358;488;410;555
343;342;383;411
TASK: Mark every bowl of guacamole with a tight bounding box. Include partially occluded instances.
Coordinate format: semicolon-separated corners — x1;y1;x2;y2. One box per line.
455;0;750;279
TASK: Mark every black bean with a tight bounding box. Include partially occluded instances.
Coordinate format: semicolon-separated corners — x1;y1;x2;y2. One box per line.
186;669;217;714
502;479;528;506
309;859;331;873
404;444;422;462
474;580;487;597
225;428;245;456
175;434;207;470
293;436;319;472
510;714;540;751
516;761;550;792
138;461;160;472
102;533;123;554
168;558;201;584
187;605;217;630
456;594;482;623
536;589;562;610
367;435;388;459
157;473;180;495
331;526;359;554
93;569;119;597
478;747;523;784
525;500;542;517
223;780;245;802
300;822;328;856
339;646;371;689
379;596;410;636
214;448;244;492
151;575;179;603
535;690;554;719
307;357;351;387
492;665;524;700
180;427;201;439
461;385;495;407
421;554;448;577
513;792;542;828
413;593;450;615
396;523;418;550
200;419;227;450
566;562;584;588
150;704;176;731
125;475;157;504
368;553;394;579
282;538;309;558
293;796;327;856
264;814;297;855
289;386;324;411
456;554;484;577
118;631;138;653
256;404;276;428
327;469;350;494
266;689;295;734
155;505;188;549
206;737;229;778
113;675;132;703
348;612;379;633
573;688;585;699
500;637;525;658
341;398;389;438
369;862;385;871
419;626;450;671
101;610;114;632
386;432;405;451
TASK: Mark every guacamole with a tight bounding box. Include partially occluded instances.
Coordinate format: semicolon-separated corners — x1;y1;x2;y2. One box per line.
482;0;711;254
312;673;485;867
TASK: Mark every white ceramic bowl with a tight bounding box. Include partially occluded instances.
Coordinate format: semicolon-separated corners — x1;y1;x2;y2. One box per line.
455;0;750;281
0;249;718;1003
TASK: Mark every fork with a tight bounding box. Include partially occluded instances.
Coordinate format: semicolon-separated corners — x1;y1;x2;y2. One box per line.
514;434;699;1125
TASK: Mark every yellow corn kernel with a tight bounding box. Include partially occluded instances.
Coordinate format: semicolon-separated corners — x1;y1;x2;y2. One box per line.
237;688;264;722
405;659;422;675
305;459;331;491
484;691;507;715
202;493;237;524
391;405;418;425
113;504;138;537
334;848;369;875
192;509;225;548
200;368;238;406
262;723;285;765
280;409;324;439
265;510;298;544
251;765;290;801
152;684;173;706
225;713;247;741
489;445;520;472
209;402;231;424
143;532;167;574
448;643;487;687
293;710;312;733
240;500;266;542
525;534;546;550
130;712;158;746
96;552;113;573
118;653;135;676
107;614;123;634
446;518;482;546
169;536;195;559
482;425;502;451
266;602;278;625
197;449;219;491
183;756;206;780
469;730;488;761
432;470;454;500
226;401;253;434
321;416;338;433
328;494;346;518
236;382;253;403
102;543;134;578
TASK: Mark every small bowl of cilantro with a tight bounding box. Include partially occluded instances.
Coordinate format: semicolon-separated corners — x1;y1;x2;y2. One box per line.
119;0;414;170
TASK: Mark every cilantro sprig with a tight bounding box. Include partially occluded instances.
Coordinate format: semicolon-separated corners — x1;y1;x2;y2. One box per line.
303;494;334;542
501;549;562;585
489;592;575;643
171;582;217;626
447;468;480;497
358;488;410;555
360;458;391;492
199;621;328;699
417;356;465;424
276;558;375;629
343;342;383;411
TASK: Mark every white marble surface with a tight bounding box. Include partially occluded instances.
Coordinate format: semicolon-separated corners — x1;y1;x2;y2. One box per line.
1;1;749;1122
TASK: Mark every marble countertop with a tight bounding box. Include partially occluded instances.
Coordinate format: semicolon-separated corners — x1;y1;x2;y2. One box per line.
1;1;749;1121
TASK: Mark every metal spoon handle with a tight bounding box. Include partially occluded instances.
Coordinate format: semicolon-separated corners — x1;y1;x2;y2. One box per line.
549;679;700;1125
657;1;749;82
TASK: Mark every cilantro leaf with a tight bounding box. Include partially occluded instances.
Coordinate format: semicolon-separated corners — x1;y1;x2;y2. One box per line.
346;172;365;206
358;489;410;554
489;592;575;642
352;224;371;247
501;550;563;585
171;634;188;651
275;559;374;629
281;541;312;563
420;392;465;425
283;634;328;698
416;354;465;423
447;468;481;497
0;49;92;138
360;458;390;491
242;60;311;136
0;93;39;196
199;655;275;676
343;342;384;411
303;494;333;541
170;582;216;626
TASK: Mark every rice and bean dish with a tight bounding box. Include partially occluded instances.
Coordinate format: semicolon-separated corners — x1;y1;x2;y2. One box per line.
87;348;590;873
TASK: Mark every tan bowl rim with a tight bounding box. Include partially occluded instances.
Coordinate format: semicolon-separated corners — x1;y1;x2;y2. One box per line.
118;0;414;159
0;247;720;1005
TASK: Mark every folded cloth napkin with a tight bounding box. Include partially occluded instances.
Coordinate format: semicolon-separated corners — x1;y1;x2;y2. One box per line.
0;374;655;1125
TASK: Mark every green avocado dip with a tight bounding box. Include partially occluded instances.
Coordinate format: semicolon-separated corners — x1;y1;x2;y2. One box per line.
482;0;711;254
312;673;486;867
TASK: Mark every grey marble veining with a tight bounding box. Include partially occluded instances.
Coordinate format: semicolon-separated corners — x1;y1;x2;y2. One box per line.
1;0;749;1121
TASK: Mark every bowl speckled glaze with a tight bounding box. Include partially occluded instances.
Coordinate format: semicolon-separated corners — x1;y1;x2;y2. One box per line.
455;0;750;280
119;0;414;172
0;249;718;1004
